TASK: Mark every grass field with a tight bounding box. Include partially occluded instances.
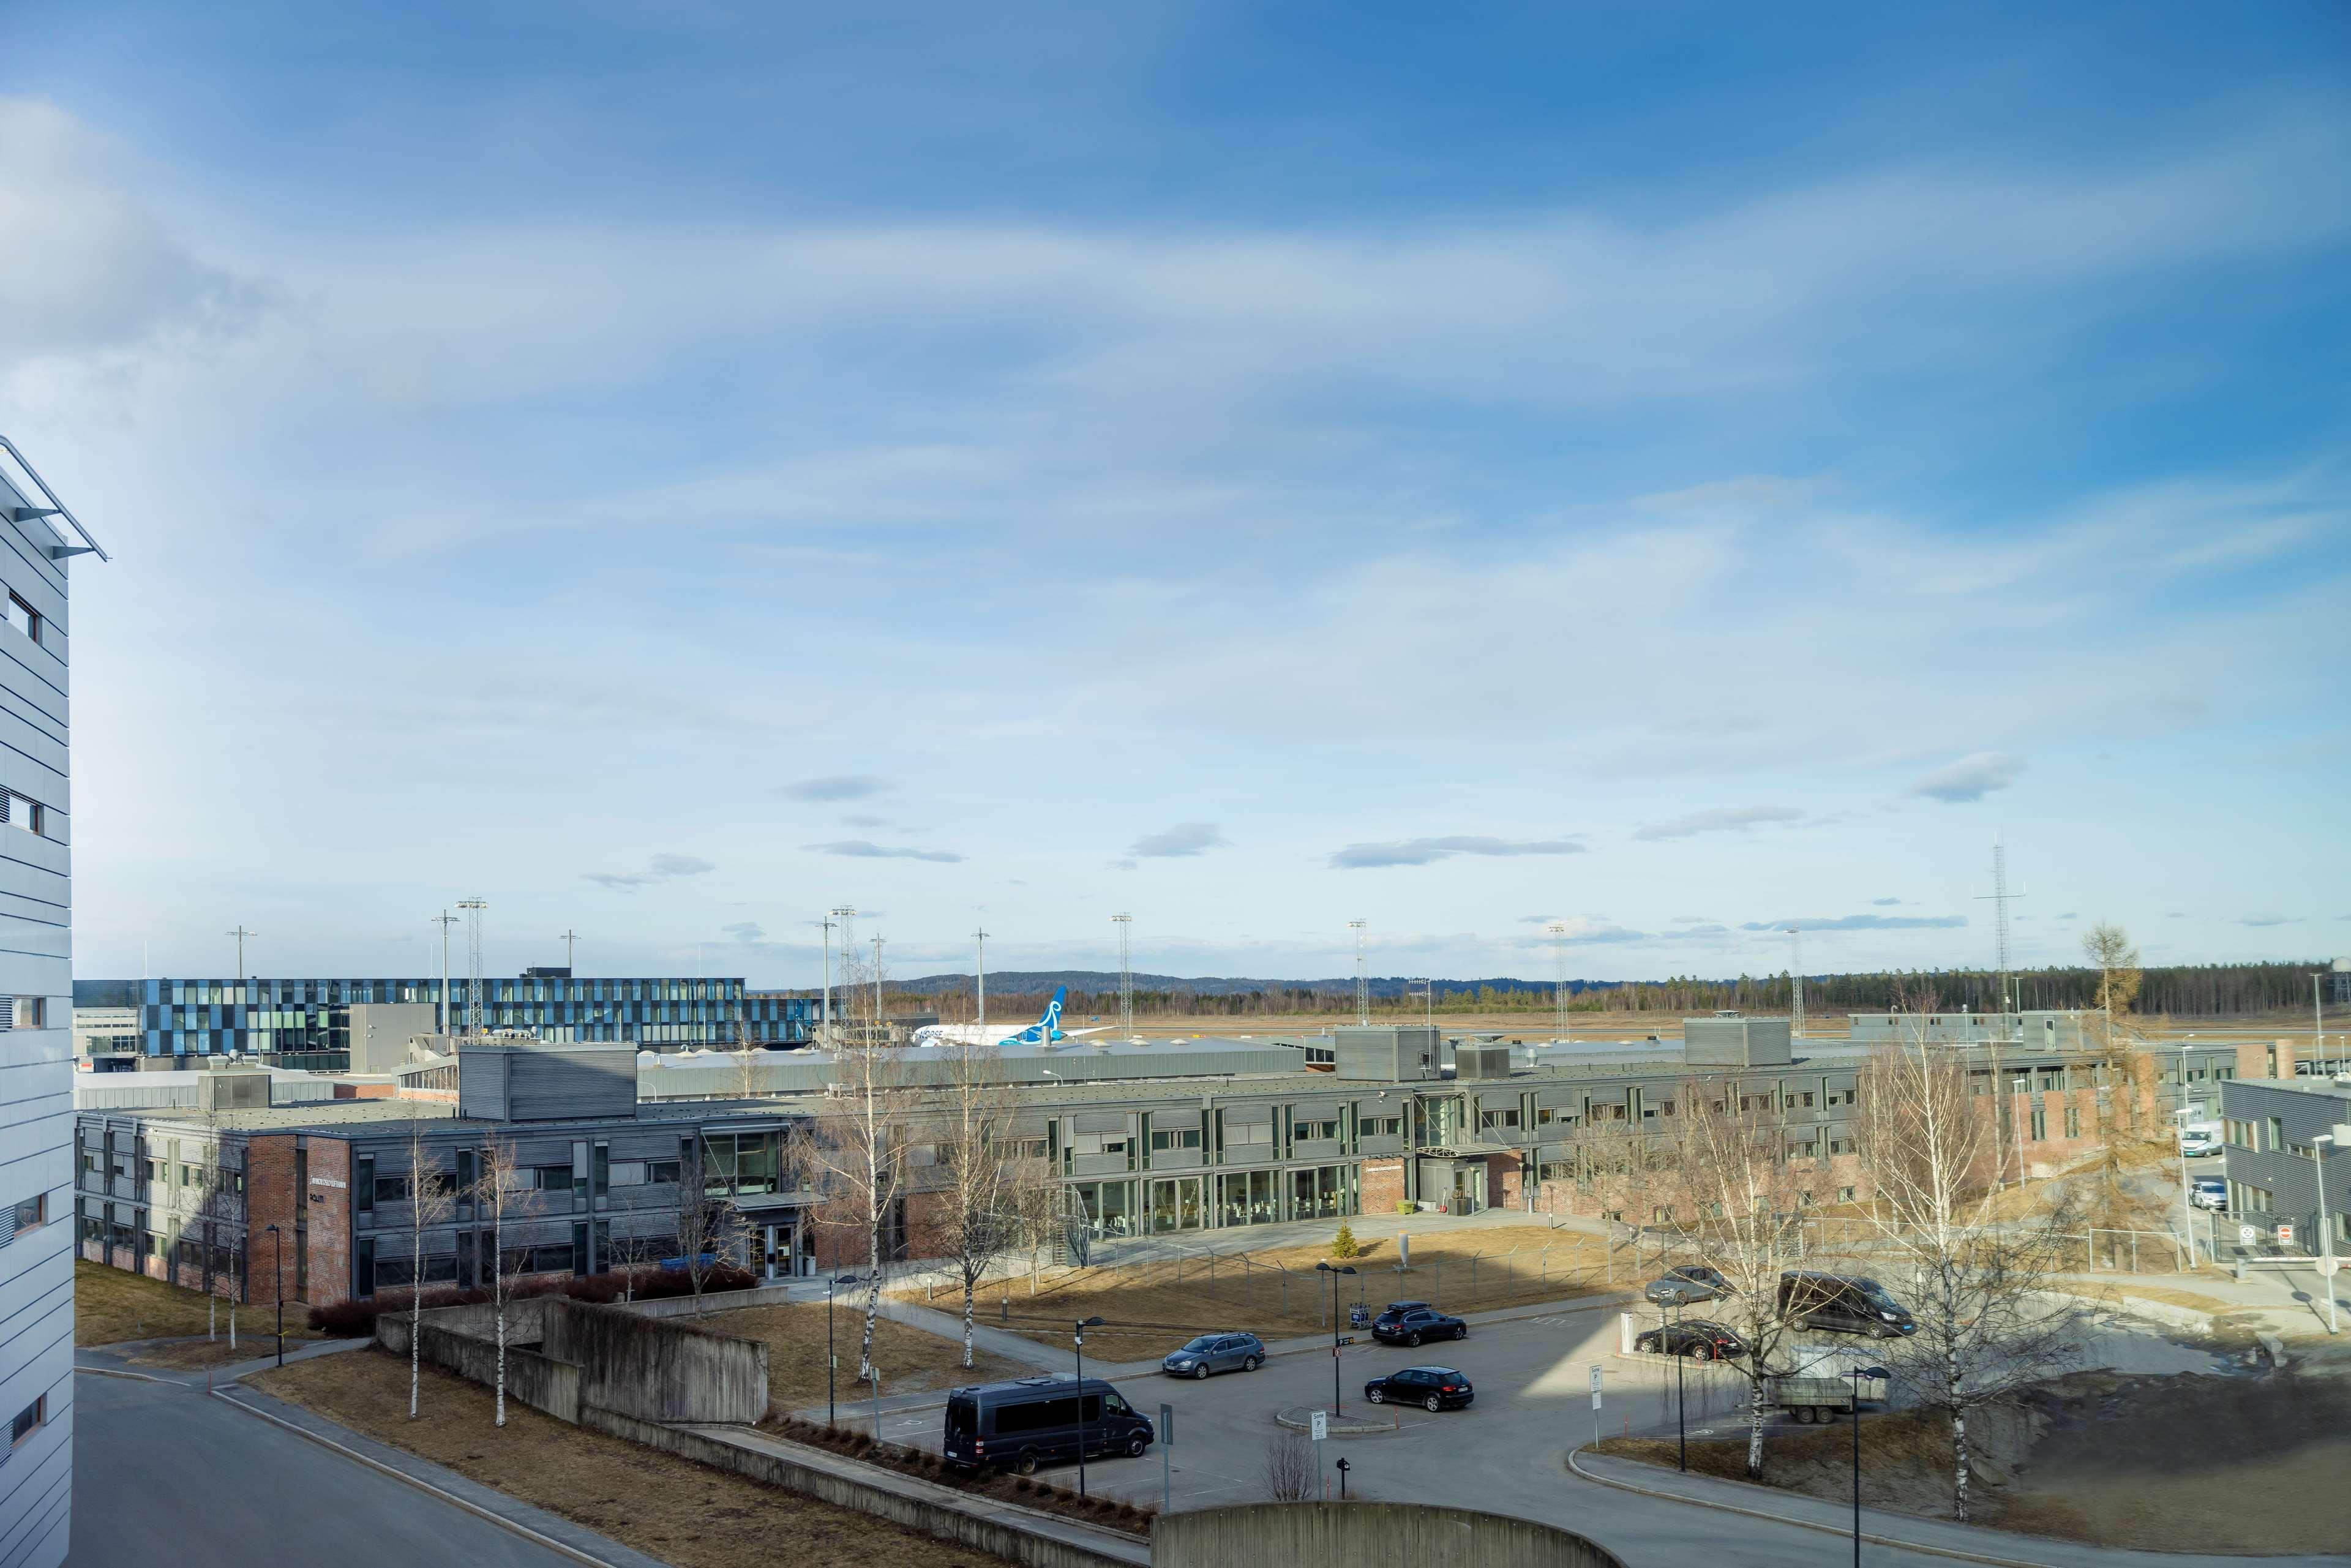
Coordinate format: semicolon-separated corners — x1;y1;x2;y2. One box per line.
700;1301;1033;1413
75;1260;317;1351
945;1223;1610;1361
252;1348;1003;1568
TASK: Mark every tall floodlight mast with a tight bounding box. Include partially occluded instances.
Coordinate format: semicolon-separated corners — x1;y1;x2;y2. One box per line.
457;898;487;1035
973;922;989;1035
1112;913;1134;1041
1349;920;1369;1026
1787;926;1805;1038
1546;922;1570;1042
431;910;459;1033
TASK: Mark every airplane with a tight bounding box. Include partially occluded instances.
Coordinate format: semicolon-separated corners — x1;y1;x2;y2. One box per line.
910;986;1108;1048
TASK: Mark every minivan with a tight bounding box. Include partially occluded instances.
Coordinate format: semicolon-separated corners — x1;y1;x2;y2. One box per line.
1778;1271;1916;1338
942;1376;1154;1474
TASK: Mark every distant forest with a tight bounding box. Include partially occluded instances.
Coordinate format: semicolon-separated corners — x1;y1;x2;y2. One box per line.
841;960;2335;1022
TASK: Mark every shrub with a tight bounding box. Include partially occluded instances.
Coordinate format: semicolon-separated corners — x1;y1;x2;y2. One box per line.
1330;1221;1359;1259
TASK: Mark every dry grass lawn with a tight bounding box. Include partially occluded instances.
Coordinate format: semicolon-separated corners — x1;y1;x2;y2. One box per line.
77;1260;318;1349
251;1347;1002;1568
700;1302;1033;1412
948;1223;1608;1360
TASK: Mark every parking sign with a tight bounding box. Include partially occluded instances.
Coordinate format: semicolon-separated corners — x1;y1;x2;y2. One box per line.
1589;1365;1603;1411
1310;1410;1328;1442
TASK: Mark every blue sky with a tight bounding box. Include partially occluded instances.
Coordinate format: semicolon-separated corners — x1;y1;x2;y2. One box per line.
4;1;2346;988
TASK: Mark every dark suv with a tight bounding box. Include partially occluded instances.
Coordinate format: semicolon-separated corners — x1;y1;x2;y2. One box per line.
1371;1302;1466;1346
1365;1365;1474;1411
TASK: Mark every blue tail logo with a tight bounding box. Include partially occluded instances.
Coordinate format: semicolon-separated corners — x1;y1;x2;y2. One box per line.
1006;986;1068;1045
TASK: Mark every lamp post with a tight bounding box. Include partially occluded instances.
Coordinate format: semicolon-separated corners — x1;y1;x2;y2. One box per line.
1316;1261;1357;1413
2315;1133;2339;1337
264;1223;283;1368
1674;1297;1688;1472
2174;1043;2197;1267
1074;1316;1106;1497
1850;1366;1863;1568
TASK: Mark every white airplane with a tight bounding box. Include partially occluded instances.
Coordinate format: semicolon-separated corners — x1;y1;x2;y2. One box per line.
910;986;1109;1048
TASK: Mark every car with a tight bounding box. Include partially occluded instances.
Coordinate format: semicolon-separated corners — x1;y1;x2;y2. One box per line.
1778;1271;1916;1338
1363;1365;1475;1411
1371;1303;1468;1346
2179;1126;2222;1158
1644;1266;1734;1306
942;1375;1154;1474
2190;1176;2227;1211
1160;1332;1265;1379
1633;1319;1748;1362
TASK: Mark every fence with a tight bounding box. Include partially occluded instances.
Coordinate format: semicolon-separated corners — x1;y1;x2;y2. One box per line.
1629;1216;2200;1278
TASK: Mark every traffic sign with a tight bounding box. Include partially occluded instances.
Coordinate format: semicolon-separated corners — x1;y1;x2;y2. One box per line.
2239;1224;2257;1246
1310;1410;1329;1442
1589;1365;1603;1411
2319;1258;2341;1277
2279;1223;2296;1248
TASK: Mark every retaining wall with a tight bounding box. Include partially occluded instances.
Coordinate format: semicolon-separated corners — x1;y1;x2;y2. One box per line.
547;1299;768;1425
1152;1502;1625;1568
377;1298;579;1424
583;1409;1139;1568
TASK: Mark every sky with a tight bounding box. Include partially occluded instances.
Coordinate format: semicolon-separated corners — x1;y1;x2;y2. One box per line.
3;1;2347;989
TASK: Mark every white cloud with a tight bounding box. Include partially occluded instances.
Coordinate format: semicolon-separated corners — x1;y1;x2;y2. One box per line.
779;775;890;801
1740;913;1967;931
805;840;966;863
1127;822;1229;858
2239;913;2301;928
1908;752;2027;803
583;853;716;890
1330;836;1587;869
1633;805;1805;840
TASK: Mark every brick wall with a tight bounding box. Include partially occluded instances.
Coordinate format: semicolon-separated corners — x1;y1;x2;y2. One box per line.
1485;1151;1523;1209
306;1138;354;1308
2238;1039;2298;1081
1359;1157;1405;1215
246;1135;355;1308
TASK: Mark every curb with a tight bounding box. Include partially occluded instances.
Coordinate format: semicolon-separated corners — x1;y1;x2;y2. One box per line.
75;1365;190;1387
1273;1404;1397;1436
1562;1446;2063;1568
209;1384;629;1568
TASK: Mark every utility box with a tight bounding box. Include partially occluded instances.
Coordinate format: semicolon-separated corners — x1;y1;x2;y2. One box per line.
1454;1043;1514;1080
197;1070;271;1112
459;1040;639;1121
1333;1026;1442;1082
1683;1015;1794;1068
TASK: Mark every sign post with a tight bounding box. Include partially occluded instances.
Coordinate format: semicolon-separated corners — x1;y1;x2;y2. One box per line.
1311;1409;1329;1498
1160;1402;1173;1514
1589;1364;1603;1450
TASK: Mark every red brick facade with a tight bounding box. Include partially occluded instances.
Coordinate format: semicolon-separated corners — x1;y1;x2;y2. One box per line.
1359;1157;1406;1215
246;1134;355;1308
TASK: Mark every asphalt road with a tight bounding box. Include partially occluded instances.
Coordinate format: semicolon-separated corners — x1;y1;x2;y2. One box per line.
69;1369;595;1568
872;1299;2241;1568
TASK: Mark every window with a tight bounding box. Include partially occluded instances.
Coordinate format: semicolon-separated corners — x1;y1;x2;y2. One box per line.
2267;1118;2284;1153
1828;1136;1856;1155
1296;1118;1342;1142
1798;1092;1816;1108
2225;1119;2255;1149
10;1395;43;1448
1149;1128;1201;1152
1824;1089;1854;1107
2232;1182;2273;1214
4;593;39;644
1361;1116;1403;1139
0;792;43;839
1477;1109;1519;1131
646;1160;681;1186
1225;1122;1272;1146
2030;1107;2047;1141
533;1164;572;1191
6;1193;43;1243
1837;1185;1856;1202
10;996;43;1029
2063;1105;2080;1139
373;1174;413;1205
999;1136;1049;1160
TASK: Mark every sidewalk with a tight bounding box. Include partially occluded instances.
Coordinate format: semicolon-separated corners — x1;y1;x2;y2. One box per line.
77;1335;372;1384
1565;1447;2349;1568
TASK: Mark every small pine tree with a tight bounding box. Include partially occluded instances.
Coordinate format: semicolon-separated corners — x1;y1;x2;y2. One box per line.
1330;1221;1359;1259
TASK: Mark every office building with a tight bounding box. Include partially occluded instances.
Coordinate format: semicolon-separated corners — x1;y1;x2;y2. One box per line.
2219;1072;2351;1251
0;443;98;1568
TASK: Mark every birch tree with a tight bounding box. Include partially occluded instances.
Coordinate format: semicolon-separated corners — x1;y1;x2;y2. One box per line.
797;934;909;1382
933;1040;1021;1367
1855;1010;2083;1521
472;1136;527;1428
1661;1074;1811;1479
402;1125;459;1420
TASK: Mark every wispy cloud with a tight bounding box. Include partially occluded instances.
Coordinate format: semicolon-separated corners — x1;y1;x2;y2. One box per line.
721;920;765;942
779;775;889;802
2240;913;2301;927
1128;822;1229;858
1908;752;2027;803
1330;836;1585;869
1741;913;1967;932
1870;897;1902;906
1633;805;1804;841
805;839;965;863
583;852;716;890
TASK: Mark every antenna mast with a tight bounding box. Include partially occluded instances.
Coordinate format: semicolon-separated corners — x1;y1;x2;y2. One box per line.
431;910;459;1033
457;898;487;1035
1112;913;1133;1041
1546;922;1570;1041
973;923;989;1033
1349;920;1368;1025
1787;925;1805;1038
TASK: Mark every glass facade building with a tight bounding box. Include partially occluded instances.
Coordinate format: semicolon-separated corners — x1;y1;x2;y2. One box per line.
72;973;823;1058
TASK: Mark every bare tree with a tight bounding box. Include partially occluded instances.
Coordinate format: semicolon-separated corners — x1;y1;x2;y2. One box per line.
932;1040;1022;1366
798;937;911;1382
472;1136;527;1428
2078;923;2159;1225
1661;1073;1812;1479
1856;1008;2084;1521
727;1013;768;1101
674;1142;755;1318
1261;1430;1318;1502
402;1125;459;1420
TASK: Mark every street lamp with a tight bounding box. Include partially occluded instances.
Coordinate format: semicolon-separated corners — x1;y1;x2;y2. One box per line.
264;1223;283;1368
2173;1043;2197;1267
1673;1297;1689;1472
2316;1133;2339;1337
1850;1366;1864;1568
826;1272;863;1427
1073;1316;1106;1497
1316;1261;1357;1414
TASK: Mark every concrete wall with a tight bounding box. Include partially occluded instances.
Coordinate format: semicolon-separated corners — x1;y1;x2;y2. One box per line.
546;1298;768;1425
583;1409;1137;1568
375;1296;581;1424
1152;1503;1624;1568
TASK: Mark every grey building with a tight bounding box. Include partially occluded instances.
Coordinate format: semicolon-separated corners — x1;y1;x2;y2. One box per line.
0;440;100;1568
2219;1075;2351;1254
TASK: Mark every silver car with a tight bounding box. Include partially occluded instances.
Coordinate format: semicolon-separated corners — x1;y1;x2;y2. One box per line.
1161;1332;1265;1379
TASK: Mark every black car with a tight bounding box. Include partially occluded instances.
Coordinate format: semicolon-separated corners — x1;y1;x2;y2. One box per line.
1633;1319;1748;1362
1365;1365;1474;1411
1643;1266;1733;1307
1371;1303;1467;1346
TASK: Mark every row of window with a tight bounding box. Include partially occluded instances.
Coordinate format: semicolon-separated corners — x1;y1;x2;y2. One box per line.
0;996;48;1030
146;977;748;1007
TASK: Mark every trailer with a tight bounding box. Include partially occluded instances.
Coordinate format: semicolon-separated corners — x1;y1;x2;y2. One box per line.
1767;1375;1856;1424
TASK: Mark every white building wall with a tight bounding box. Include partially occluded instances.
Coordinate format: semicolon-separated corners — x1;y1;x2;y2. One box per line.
0;455;81;1568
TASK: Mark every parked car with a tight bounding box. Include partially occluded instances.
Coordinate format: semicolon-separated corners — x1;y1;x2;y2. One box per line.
1364;1365;1475;1411
2178;1125;2222;1158
2191;1176;2228;1211
1371;1303;1468;1346
1643;1265;1734;1306
942;1375;1154;1475
1778;1271;1916;1338
1160;1332;1265;1378
1633;1319;1748;1361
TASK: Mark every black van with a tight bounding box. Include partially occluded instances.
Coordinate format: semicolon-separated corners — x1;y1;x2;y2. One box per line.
943;1376;1155;1474
1777;1271;1916;1338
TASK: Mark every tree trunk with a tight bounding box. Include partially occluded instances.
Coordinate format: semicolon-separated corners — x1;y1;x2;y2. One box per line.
1747;1379;1766;1477
861;1225;880;1382
962;1277;977;1368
